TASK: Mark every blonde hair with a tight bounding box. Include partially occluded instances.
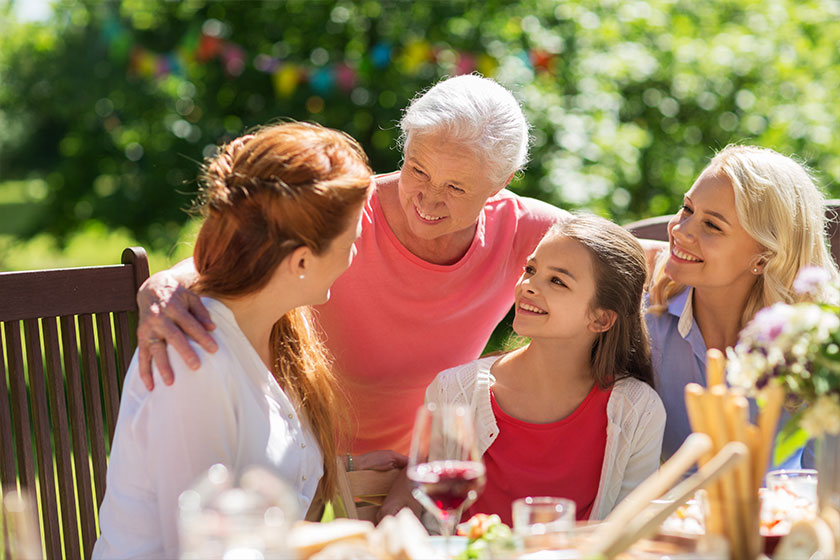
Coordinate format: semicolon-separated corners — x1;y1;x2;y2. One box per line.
649;144;839;327
193;122;372;501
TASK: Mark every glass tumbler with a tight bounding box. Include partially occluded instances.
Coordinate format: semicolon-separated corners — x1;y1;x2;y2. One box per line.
512;496;576;552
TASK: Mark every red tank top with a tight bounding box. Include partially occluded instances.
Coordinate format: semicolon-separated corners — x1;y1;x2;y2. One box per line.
467;383;611;525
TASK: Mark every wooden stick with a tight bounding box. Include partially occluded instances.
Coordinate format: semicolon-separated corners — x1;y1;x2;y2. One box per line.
685;384;724;535
725;392;760;560
599;442;749;560
755;383;785;486
746;424;762;489
584;433;713;557
706;348;726;387
707;387;746;560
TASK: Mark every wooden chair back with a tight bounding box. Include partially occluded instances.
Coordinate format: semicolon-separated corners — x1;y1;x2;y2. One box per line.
332;457;401;523
0;247;149;560
624;199;840;266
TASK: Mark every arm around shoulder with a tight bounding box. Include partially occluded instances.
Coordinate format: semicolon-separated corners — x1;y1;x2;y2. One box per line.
137;257;217;390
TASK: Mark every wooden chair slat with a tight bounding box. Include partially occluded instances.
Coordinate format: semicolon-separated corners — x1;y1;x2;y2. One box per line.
114;312;133;392
43;317;82;560
4;321;35;489
22;318;62;560
623;215;671;242
0;327;16;486
0;266;138;322
0;247;149;558
60;315;97;558
78;313;108;507
122;246;151;299
96;313;121;445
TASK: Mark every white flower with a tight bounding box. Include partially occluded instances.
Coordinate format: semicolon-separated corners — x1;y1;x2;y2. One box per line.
793;266;833;296
726;347;765;393
800;395;840;437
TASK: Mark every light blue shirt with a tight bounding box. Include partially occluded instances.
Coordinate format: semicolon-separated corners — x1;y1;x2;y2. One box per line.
646;288;813;472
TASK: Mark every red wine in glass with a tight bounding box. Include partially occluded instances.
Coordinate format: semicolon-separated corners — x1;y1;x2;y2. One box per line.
408;403;484;558
408;460;486;512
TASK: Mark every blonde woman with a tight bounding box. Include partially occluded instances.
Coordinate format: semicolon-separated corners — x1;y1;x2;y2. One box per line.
647;144;839;467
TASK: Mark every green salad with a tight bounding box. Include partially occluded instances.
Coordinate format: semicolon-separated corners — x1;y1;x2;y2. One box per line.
455;513;515;560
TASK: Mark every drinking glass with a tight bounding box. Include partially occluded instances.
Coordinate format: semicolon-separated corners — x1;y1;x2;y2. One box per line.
407;403;486;557
178;464;298;559
761;469;818;536
512;496;576;552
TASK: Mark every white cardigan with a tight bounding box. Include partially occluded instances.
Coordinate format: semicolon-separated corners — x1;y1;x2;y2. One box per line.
424;356;666;520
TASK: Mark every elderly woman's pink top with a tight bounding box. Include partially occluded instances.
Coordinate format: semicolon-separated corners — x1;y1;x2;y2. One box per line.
314;172;565;454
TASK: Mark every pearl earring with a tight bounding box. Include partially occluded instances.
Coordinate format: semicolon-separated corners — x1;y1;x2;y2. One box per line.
299;274;305;280
753;267;759;274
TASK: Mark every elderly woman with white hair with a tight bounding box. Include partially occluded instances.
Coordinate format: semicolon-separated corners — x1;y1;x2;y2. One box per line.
135;75;568;464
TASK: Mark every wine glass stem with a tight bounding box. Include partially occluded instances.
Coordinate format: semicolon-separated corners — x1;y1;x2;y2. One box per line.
440;510;459;559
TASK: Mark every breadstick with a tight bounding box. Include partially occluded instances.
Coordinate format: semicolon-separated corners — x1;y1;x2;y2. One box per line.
685;383;724;535
746;424;762;490
706;348;726;387
708;386;746;560
583;433;713;559
725;393;760;560
755;383;785;485
599;442;748;560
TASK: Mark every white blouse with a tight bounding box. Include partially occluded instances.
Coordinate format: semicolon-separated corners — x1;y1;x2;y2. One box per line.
93;298;323;559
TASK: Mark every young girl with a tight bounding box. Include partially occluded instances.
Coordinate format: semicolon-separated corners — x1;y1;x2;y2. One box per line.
424;214;665;524
647;144;840;467
93;123;400;559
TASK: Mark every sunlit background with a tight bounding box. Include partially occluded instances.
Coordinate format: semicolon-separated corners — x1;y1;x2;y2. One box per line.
1;0;839;273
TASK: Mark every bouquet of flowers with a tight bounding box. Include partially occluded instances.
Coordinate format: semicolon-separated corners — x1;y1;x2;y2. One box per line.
726;267;840;463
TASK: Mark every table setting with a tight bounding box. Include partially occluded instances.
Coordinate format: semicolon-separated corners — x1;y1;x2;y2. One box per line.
279;338;840;560
164;344;839;560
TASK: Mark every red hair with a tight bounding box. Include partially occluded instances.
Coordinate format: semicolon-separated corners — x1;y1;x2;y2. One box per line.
193;122;372;501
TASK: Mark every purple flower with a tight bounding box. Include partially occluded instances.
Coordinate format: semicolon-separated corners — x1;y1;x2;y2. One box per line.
751;304;791;343
794;266;832;295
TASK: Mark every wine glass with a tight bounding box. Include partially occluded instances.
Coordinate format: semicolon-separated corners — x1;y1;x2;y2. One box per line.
407;402;486;557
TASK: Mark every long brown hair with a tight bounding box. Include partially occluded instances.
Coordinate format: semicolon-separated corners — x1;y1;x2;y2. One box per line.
548;214;655;389
192;122;372;501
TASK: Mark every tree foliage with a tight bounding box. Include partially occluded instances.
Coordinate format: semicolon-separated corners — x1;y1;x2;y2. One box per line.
1;0;839;251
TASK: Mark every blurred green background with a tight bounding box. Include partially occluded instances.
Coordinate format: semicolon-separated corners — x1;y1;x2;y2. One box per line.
1;0;839;274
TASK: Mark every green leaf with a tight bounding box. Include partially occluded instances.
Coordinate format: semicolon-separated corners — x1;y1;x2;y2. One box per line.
773;412;809;466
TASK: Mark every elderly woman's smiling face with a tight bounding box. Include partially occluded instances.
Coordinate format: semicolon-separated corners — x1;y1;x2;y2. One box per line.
398;132;508;242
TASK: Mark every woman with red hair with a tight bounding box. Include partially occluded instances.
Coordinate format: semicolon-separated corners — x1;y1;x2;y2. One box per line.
93;123;394;559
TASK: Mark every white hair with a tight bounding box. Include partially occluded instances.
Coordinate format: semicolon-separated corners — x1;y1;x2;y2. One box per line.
398;74;530;184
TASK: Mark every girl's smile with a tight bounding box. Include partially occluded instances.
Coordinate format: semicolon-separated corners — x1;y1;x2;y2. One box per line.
517;297;547;315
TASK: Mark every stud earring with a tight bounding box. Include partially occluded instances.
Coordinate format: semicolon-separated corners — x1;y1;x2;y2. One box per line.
753;267;759;274
299;274;305;280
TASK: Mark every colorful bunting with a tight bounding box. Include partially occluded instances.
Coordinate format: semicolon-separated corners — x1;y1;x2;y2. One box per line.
109;16;559;98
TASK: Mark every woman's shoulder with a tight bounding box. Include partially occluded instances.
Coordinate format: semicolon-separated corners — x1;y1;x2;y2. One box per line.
126;300;245;401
